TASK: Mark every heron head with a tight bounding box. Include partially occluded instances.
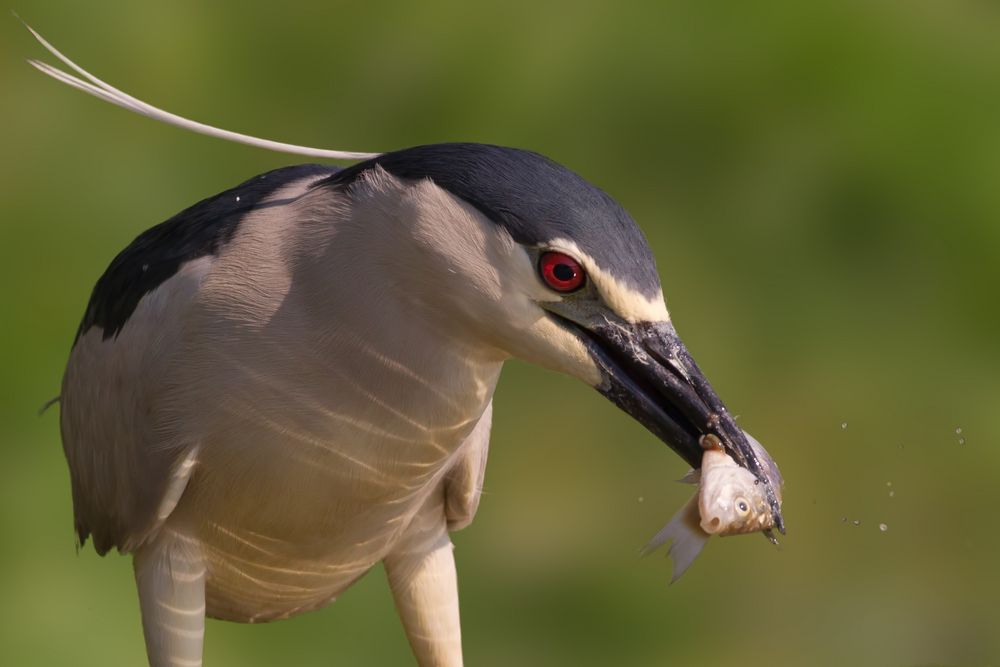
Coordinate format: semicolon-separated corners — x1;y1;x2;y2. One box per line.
332;143;783;533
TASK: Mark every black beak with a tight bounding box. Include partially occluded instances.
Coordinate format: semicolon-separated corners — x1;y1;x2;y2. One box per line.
570;318;785;534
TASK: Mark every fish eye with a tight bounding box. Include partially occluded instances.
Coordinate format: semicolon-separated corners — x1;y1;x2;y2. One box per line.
735;497;750;516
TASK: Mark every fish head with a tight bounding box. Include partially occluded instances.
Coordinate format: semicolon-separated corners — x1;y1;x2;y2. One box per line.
697;448;776;536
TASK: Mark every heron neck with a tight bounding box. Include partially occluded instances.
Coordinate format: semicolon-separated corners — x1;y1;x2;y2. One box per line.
275;186;505;457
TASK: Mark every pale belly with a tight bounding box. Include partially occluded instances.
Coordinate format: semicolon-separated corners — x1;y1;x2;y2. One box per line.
165;423;467;623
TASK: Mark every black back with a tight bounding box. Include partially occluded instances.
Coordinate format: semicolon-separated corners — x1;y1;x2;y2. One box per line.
78;143;661;344
76;164;337;342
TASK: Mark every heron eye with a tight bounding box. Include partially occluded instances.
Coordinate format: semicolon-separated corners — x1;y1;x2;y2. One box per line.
539;252;586;293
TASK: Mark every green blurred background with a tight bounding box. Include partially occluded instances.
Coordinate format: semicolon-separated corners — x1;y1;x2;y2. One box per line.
3;1;999;665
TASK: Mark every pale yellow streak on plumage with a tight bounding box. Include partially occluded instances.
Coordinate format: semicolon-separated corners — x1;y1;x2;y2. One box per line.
278;447;427;494
207;523;281;558
155;601;206;617
212;562;324;595
169;568;207;583
250;325;453;435
209;546;369;578
241;528;291;545
243;411;403;480
161;624;205;640
213;350;435;441
338;329;466;410
169;658;202;667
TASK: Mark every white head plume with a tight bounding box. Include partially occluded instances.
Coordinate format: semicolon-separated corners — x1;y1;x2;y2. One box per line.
20;17;382;161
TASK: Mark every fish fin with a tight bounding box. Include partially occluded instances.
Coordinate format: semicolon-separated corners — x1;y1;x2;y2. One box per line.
677;468;700;485
641;495;710;583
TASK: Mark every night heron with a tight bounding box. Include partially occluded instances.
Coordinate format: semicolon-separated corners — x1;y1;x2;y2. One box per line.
28;23;783;667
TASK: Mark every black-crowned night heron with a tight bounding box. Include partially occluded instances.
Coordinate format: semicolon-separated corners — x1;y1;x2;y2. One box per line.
29;24;783;667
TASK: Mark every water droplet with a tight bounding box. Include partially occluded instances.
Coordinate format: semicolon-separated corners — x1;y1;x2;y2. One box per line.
141;263;149;272
852;520;860;526
886;481;892;487
955;427;962;434
236;195;241;202
959;437;966;445
841;517;848;523
841;422;848;430
889;490;895;498
879;523;888;532
637;496;644;503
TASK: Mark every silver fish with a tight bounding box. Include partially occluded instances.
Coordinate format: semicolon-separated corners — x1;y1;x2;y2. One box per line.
642;430;783;582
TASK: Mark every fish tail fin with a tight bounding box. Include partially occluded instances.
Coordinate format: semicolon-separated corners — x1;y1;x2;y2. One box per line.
641;494;709;583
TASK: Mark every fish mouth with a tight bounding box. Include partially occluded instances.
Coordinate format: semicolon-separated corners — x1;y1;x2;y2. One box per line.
554;315;785;535
707;506;776;537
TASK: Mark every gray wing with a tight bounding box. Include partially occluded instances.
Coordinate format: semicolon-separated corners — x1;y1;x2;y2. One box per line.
61;258;210;554
444;401;492;532
59;166;337;554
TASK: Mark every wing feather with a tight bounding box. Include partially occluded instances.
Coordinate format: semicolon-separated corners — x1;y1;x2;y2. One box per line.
444;402;493;532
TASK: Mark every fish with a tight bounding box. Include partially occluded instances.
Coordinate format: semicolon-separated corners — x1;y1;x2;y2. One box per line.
642;430;783;582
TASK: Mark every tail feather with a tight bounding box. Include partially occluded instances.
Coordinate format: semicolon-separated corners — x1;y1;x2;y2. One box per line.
19;17;381;161
37;395;60;416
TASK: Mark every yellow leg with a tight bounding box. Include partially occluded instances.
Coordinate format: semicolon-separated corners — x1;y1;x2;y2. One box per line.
384;492;463;667
133;529;206;667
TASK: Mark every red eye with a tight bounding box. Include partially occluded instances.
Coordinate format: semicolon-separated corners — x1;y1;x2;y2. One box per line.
539;251;586;292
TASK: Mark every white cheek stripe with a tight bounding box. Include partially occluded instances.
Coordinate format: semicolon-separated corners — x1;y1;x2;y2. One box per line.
544;238;669;323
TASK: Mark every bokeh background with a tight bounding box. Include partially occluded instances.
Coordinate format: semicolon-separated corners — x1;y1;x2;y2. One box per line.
3;1;999;665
